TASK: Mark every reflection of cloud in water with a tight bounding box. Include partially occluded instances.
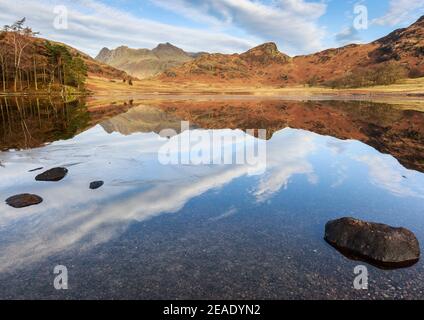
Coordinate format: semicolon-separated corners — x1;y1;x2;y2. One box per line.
210;206;238;221
0;126;267;271
326;139;348;155
355;154;424;199
253;130;317;202
330;163;348;188
0;126;422;272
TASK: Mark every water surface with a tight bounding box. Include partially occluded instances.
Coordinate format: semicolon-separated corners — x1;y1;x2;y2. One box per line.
0;97;423;299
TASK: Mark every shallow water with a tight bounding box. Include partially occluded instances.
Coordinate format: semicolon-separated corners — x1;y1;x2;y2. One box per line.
0;97;423;299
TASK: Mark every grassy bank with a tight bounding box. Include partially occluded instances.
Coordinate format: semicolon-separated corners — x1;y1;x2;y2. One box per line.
0;85;87;97
85;76;424;111
87;76;424;97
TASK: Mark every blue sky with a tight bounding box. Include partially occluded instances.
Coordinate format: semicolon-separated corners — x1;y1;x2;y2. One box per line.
1;0;423;57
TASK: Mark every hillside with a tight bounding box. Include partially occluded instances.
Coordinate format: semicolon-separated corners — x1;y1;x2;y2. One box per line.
0;29;133;94
71;47;133;80
96;43;193;79
158;16;424;86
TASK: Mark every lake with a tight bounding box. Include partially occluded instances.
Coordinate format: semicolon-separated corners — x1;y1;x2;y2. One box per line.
0;96;423;299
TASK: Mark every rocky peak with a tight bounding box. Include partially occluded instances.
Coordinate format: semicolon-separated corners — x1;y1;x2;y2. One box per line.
154;42;176;50
114;46;130;53
152;42;189;58
98;47;110;54
241;42;290;64
95;47;111;61
247;42;279;54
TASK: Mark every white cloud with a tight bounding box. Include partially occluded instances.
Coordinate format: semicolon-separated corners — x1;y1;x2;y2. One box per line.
150;0;328;55
373;0;424;26
0;0;256;57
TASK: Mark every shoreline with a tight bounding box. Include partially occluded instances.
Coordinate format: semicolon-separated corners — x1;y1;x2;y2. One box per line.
85;76;424;99
1;76;423;111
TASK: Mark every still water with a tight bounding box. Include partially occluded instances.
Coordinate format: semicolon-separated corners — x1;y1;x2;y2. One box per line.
0;97;423;299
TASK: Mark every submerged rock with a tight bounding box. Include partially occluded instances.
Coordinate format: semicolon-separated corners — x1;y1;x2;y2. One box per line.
89;181;104;190
35;167;68;182
325;217;420;268
6;194;43;208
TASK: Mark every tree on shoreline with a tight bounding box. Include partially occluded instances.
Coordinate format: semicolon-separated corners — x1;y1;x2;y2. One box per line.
0;18;87;93
0;32;8;92
45;42;87;91
3;18;39;92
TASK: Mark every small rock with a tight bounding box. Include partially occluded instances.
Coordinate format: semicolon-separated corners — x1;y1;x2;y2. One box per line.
35;167;68;182
325;217;420;268
90;181;104;190
6;194;43;208
29;167;43;172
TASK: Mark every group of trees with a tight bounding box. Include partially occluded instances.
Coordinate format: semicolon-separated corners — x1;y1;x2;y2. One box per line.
324;62;408;89
0;18;87;93
44;41;88;90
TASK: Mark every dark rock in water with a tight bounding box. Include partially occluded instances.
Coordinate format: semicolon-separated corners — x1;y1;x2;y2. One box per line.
35;167;68;182
90;181;104;190
325;217;420;268
29;167;43;172
6;194;43;208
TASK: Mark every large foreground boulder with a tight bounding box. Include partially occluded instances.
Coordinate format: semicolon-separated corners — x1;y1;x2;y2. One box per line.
35;167;68;182
6;194;43;208
325;217;420;268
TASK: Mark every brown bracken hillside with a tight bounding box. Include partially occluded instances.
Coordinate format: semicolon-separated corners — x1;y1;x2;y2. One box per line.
158;16;424;87
0;31;133;89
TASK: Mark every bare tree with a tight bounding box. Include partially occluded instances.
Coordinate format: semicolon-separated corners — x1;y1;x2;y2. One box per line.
0;32;9;92
0;46;7;92
0;19;85;93
4;18;39;92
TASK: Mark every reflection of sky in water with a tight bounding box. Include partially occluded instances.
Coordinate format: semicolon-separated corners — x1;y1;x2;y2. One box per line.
0;124;423;278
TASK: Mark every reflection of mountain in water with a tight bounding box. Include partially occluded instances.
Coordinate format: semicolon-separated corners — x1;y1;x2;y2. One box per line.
100;105;189;136
1;97;423;172
152;100;424;172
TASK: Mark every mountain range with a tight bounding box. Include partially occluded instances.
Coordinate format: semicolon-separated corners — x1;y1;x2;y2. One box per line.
95;43;195;79
94;15;423;85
